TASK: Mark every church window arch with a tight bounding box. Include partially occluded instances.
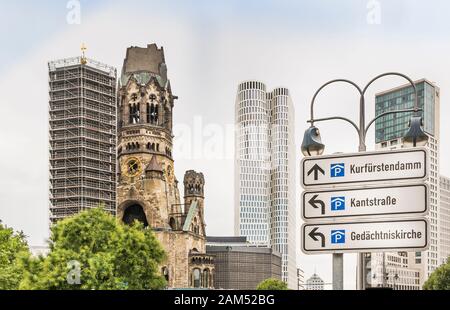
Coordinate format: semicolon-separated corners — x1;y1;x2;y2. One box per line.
149;103;158;124
162;267;169;282
192;217;200;234
169;217;176;230
203;269;210;288
192;269;201;288
128;104;133;124
129;102;140;124
122;204;148;227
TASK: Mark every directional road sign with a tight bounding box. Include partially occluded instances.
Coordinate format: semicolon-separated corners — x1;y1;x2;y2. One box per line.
301;147;428;188
302;218;429;254
302;183;429;220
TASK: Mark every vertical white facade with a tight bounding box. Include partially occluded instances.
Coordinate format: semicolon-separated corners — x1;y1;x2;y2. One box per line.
234;81;271;246
371;80;441;288
234;81;296;288
373;136;441;287
370;252;421;290
439;175;450;264
424;133;441;278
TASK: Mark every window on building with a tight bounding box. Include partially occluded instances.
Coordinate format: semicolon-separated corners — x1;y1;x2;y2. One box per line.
193;269;201;288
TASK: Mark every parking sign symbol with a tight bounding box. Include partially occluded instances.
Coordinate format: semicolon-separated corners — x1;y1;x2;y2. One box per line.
331;230;345;244
330;163;345;177
331;197;345;211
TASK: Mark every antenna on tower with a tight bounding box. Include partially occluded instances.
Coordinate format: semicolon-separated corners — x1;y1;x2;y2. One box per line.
81;43;87;64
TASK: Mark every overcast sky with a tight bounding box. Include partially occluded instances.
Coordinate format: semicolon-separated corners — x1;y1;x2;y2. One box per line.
1;0;450;289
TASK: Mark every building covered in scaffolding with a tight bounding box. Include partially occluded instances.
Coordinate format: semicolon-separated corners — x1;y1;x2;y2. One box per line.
48;56;117;223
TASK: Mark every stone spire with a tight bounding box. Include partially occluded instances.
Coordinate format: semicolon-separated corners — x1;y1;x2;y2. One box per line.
145;155;163;179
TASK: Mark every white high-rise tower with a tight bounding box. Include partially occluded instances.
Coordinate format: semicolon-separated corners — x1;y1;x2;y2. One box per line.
234;81;297;288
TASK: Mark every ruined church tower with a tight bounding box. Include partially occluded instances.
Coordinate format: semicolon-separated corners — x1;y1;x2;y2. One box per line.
116;44;214;288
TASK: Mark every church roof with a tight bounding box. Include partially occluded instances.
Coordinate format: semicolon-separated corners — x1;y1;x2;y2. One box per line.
120;43;168;87
122;43;165;76
145;155;163;172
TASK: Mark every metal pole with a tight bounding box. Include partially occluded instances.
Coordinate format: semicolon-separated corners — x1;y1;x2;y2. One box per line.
357;96;367;291
307;72;418;291
332;253;344;290
334;96;367;291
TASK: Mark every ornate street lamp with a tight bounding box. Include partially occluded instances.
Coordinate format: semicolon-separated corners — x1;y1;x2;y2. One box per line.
403;116;429;147
301;72;425;290
301;126;325;156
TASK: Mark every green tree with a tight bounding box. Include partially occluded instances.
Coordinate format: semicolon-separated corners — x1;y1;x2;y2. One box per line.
256;278;288;290
0;221;30;289
423;257;450;290
20;208;167;290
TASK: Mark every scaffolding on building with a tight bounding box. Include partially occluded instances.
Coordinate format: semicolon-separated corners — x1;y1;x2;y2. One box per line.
48;56;117;223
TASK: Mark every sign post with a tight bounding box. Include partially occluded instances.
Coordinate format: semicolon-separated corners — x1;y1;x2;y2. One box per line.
300;147;430;289
302;148;428;187
302;219;429;254
302;184;429;220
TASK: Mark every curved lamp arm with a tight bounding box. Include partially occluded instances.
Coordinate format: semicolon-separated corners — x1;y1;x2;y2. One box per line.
310;79;363;126
362;72;419;111
308;116;360;136
361;72;419;142
364;108;423;135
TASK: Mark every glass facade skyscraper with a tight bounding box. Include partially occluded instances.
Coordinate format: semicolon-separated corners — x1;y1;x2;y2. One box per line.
370;79;441;288
375;80;437;143
234;81;296;288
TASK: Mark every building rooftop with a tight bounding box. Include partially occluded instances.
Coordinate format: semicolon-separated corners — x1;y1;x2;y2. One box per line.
48;56;116;76
145;155;163;172
375;78;438;97
206;245;282;257
206;236;247;243
122;43;165;75
307;273;324;282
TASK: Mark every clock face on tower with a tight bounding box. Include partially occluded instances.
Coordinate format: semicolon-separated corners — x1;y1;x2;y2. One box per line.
124;157;142;177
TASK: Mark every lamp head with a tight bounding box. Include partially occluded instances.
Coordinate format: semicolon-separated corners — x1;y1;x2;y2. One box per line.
403;116;428;147
301;126;325;156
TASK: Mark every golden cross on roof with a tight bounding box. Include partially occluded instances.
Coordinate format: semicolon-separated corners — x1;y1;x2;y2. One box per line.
81;43;87;64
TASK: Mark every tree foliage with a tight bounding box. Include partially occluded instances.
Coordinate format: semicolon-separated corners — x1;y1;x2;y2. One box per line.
423;257;450;290
20;208;167;290
0;221;29;289
256;278;288;290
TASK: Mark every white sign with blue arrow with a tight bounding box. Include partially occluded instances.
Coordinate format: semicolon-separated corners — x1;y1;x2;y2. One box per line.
302;183;429;220
301;147;428;188
302;218;429;254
